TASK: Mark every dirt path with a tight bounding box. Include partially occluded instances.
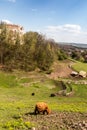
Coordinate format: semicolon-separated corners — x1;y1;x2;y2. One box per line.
48;61;73;79
24;112;87;130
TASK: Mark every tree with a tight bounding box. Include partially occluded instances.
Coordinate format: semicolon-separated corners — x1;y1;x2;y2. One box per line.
0;23;8;64
21;31;39;71
35;40;54;71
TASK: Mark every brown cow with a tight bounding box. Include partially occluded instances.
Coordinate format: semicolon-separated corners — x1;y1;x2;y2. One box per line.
34;102;51;115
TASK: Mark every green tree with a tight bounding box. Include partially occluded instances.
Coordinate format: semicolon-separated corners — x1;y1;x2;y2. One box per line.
21;31;39;71
57;49;67;60
0;23;8;64
35;40;54;71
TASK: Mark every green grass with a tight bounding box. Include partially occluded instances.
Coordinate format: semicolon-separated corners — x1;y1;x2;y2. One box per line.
0;70;87;129
72;61;87;72
0;72;18;88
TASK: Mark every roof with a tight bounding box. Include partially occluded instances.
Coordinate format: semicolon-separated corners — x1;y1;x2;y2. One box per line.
71;71;78;76
79;71;86;77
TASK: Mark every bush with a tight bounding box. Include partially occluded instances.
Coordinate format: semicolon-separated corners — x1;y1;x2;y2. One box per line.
3;118;34;130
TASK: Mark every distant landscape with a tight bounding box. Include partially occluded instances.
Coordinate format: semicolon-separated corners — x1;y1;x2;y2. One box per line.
58;42;87;48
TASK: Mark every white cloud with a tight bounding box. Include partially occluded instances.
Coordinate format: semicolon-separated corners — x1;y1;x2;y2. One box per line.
44;24;87;44
7;0;16;3
1;19;13;24
46;24;81;33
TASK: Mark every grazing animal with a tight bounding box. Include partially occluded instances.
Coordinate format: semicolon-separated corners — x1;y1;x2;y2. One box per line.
50;93;56;97
31;93;35;96
34;102;51;115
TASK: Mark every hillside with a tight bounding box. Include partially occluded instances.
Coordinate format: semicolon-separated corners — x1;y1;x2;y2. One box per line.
0;60;87;130
48;60;73;79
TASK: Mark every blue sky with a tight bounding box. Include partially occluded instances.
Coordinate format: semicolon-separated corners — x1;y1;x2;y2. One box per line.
0;0;87;43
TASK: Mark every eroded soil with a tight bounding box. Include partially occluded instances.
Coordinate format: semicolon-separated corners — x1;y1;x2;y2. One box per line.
24;111;87;130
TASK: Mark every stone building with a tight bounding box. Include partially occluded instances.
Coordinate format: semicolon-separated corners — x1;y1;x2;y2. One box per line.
0;20;24;44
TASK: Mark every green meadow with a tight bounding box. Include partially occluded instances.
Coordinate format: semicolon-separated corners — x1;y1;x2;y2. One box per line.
0;70;87;129
72;61;87;72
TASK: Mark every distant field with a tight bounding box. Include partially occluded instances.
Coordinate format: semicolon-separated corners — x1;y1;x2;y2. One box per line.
0;70;87;129
72;61;87;72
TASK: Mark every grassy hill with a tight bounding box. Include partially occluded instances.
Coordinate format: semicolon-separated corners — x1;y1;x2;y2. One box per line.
72;61;87;72
0;67;87;129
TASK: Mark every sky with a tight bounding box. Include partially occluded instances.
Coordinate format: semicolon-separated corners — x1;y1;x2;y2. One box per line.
0;0;87;44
